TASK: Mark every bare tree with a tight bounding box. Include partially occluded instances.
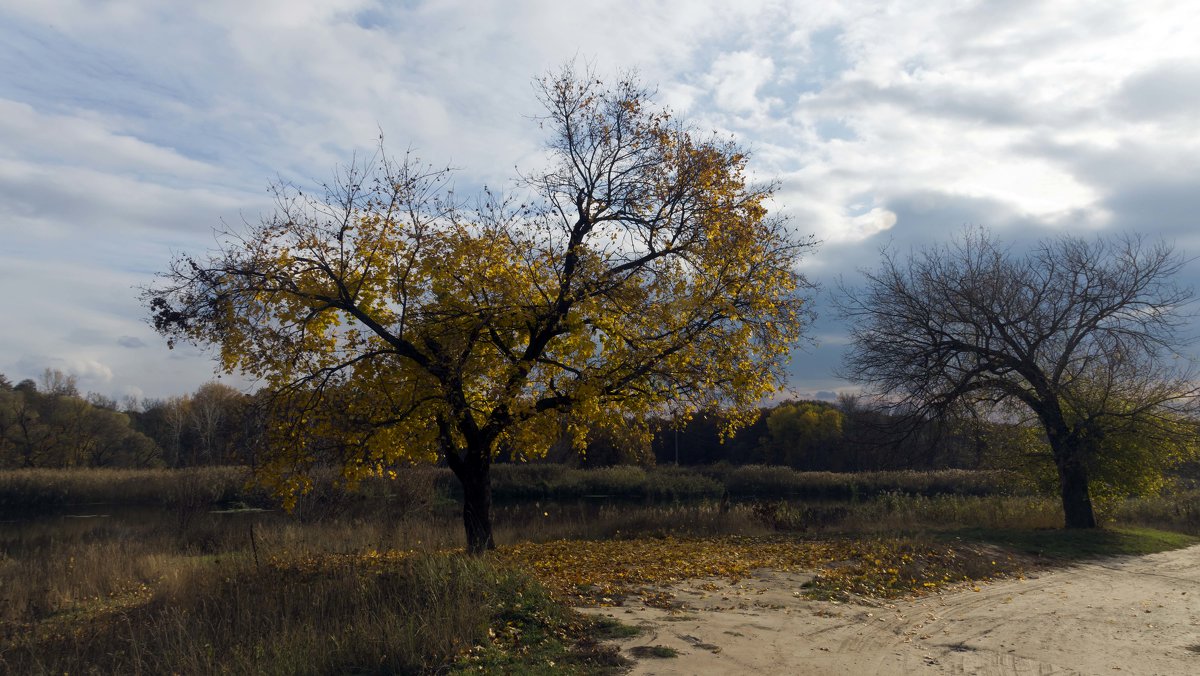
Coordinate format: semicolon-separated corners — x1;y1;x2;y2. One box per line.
190;382;243;464
839;229;1199;527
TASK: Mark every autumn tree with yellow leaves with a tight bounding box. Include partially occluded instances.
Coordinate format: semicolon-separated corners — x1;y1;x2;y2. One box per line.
146;69;815;553
760;400;844;468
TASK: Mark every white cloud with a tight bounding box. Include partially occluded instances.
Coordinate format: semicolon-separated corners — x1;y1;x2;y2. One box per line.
16;355;114;388
844;207;897;243
0;158;259;240
707;51;776;115
0;100;218;178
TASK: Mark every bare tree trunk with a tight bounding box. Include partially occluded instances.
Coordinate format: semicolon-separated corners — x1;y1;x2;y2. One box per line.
447;440;495;556
460;470;495;555
1056;453;1097;528
1039;408;1099;529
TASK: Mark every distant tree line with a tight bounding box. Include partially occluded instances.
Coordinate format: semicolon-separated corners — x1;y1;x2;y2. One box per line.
2;369;1187;487
561;395;1022;473
0;370;261;469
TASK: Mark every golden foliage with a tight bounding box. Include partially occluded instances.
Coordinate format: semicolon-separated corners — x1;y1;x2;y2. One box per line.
248;535;1025;609
148;69;814;520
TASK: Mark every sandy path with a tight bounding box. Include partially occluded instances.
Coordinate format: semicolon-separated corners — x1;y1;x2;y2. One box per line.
584;544;1200;675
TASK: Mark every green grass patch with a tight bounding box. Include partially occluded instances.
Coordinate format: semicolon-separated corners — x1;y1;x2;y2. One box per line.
951;526;1199;561
448;568;630;675
629;645;679;659
590;616;643;640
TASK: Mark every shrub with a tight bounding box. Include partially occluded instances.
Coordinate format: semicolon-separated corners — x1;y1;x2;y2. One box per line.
723;466;1021;500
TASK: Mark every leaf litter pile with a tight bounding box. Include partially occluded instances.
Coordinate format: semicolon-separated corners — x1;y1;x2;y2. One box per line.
494;535;1026;607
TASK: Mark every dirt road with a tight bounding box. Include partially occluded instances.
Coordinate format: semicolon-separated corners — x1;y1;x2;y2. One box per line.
586;544;1200;675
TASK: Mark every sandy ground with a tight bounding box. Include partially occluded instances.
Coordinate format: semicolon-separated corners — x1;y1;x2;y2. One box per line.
583;544;1200;675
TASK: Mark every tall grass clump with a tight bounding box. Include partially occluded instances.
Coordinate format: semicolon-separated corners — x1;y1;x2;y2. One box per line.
552;465;651;498
492;501;768;543
0;466;447;521
488;464;571;499
0;511;468;632
2;465;1021;513
843;492;1063;531
287;465;443;522
0;467;262;511
1111;489;1200;534
722;466;1021;500
643;465;725;500
1;552;624;675
3;553;466;674
749;493;1063;533
480;464;723;501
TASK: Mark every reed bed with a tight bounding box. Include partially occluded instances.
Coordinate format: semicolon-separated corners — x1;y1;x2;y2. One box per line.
0;465;1025;512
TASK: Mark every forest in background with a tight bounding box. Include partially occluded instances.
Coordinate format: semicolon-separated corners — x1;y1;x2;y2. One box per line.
0;367;1068;478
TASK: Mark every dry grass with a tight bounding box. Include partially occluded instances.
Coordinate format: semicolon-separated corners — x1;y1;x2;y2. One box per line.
752;493;1063;533
0;465;1025;511
3;553;527;674
714;465;1022;499
0;517;628;676
3;467;1197;673
0;490;1163;629
1111;489;1200;534
0;466;256;509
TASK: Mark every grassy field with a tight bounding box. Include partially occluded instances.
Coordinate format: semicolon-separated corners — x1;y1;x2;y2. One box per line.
2;466;1198;673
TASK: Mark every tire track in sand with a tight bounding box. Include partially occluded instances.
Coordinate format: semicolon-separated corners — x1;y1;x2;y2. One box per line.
584;544;1200;675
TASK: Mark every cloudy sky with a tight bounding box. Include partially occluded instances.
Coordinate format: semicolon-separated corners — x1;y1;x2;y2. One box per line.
2;0;1199;402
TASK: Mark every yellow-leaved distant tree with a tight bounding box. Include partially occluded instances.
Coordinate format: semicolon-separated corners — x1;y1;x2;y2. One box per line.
761;401;843;468
145;69;816;553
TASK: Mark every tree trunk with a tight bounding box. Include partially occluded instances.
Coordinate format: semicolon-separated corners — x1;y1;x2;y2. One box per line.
460;470;495;555
1042;413;1098;529
443;426;496;555
1056;455;1097;528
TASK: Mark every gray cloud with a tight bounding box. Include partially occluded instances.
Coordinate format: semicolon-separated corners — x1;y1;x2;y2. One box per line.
1114;62;1200;122
1104;181;1200;236
117;336;147;349
805;78;1041;128
65;328;107;346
